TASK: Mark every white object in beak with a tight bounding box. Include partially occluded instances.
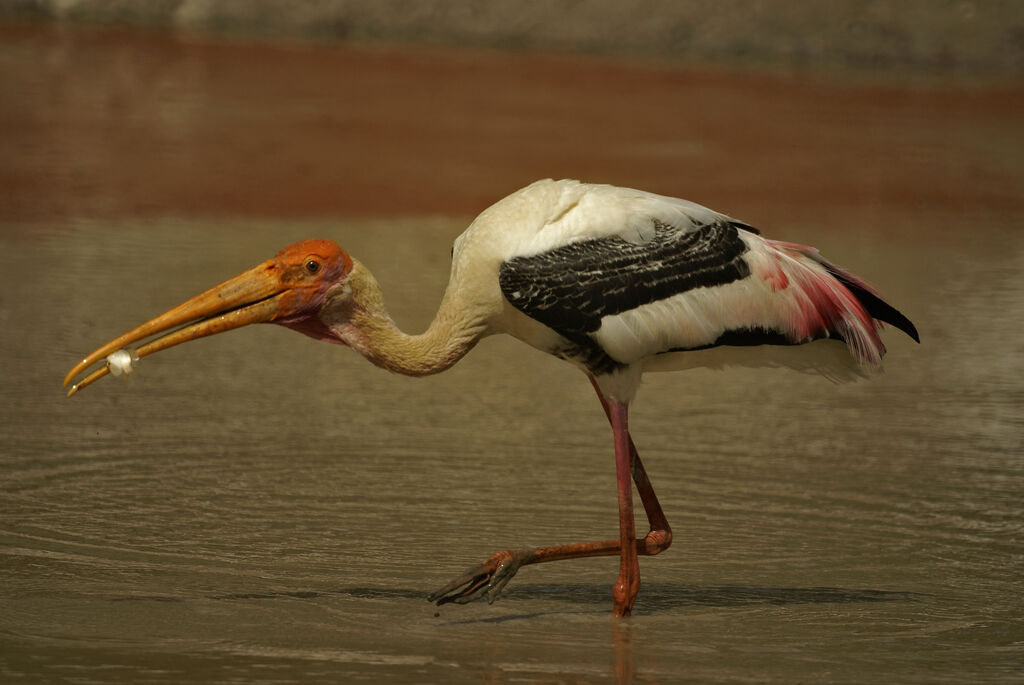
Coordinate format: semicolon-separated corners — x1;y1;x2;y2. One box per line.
105;349;139;378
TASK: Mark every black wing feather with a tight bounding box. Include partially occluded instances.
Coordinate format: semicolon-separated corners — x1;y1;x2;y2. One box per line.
498;220;752;351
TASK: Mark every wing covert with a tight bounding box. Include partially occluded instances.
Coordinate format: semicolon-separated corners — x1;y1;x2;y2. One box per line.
498;219;751;352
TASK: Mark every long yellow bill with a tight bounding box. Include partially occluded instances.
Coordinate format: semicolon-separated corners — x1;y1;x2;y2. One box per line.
64;262;285;397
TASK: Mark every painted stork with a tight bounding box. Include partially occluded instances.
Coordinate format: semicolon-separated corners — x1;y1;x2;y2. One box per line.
64;179;919;617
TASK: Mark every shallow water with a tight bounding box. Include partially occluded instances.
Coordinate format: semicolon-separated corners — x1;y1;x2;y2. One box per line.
2;21;1023;684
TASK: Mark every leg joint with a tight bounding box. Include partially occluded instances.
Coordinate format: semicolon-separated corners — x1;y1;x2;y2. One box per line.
640;527;672;556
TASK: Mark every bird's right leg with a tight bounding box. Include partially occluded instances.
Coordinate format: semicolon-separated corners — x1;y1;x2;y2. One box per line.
427;379;672;610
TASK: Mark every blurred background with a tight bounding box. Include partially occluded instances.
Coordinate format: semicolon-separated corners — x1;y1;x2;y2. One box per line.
6;0;1024;73
2;0;1022;224
1;3;1022;684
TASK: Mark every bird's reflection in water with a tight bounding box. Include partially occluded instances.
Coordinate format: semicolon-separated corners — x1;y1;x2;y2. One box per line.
612;619;636;685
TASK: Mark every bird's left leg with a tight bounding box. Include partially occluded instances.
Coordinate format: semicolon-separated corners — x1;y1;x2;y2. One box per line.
426;408;637;610
426;401;642;615
428;392;660;615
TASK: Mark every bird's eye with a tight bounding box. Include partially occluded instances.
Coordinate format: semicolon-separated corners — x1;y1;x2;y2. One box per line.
304;259;321;274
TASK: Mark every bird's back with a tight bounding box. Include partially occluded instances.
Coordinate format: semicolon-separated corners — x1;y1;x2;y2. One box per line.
448;180;917;395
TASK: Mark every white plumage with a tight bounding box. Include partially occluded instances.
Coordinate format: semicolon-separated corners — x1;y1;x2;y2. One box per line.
455;178;726;260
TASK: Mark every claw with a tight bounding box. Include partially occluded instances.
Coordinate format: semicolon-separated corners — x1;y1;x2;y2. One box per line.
428;549;535;606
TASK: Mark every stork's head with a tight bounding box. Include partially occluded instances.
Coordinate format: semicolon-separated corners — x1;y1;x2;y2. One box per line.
63;239;355;396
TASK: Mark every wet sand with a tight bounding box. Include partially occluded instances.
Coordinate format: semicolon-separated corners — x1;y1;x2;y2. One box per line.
2;20;1023;684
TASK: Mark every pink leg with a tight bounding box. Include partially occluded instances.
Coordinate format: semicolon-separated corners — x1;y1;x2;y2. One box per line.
588;376;673;558
428;376;672;615
609;399;639;616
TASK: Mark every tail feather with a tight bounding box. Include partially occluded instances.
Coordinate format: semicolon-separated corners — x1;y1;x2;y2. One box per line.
768;240;919;343
823;264;920;343
764;240;920;371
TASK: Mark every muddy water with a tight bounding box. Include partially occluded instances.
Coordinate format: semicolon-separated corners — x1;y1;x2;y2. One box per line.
2;21;1023;684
